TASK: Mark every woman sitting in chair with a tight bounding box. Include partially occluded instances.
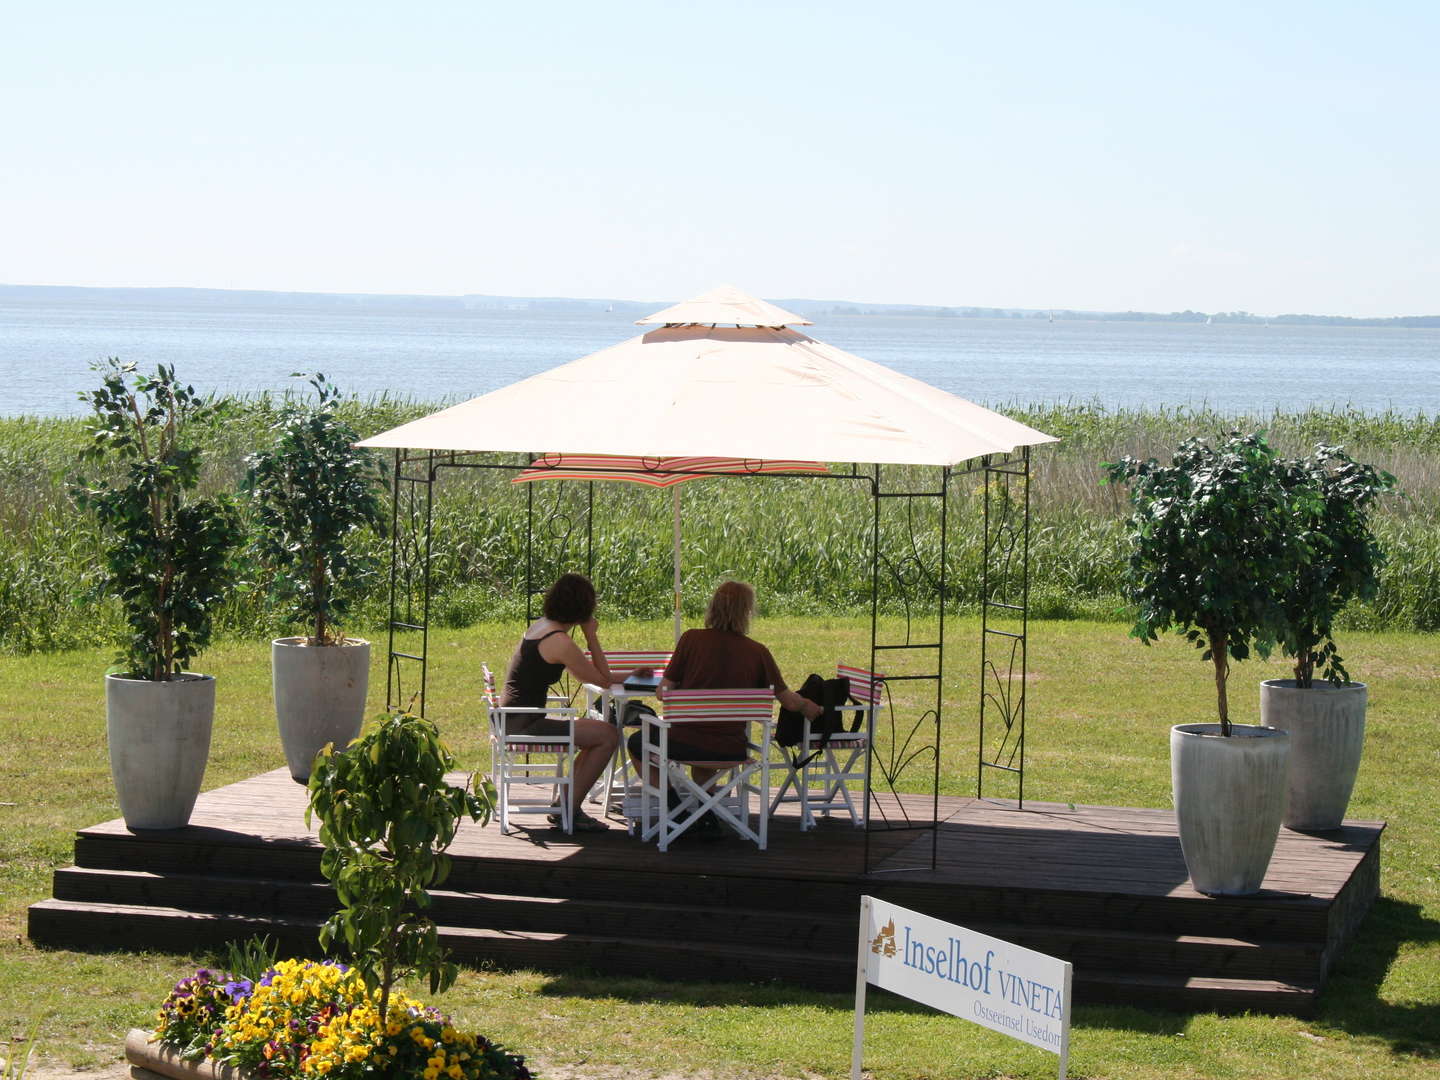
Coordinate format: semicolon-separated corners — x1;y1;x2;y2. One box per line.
501;572;619;833
628;580;821;832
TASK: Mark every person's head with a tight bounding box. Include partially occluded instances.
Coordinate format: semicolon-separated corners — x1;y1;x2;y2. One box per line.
704;580;756;636
542;572;597;625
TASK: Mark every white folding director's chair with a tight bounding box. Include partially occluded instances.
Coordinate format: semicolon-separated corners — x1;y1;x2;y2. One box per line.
770;664;883;829
635;687;775;852
482;663;579;834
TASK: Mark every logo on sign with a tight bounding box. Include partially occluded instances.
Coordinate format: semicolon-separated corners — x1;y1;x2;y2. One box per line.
870;918;897;957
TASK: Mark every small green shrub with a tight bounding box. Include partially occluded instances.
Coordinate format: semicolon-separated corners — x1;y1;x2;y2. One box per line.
306;711;496;1018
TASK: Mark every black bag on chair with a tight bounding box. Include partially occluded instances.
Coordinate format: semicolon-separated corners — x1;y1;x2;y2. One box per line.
605;699;658;727
775;673;852;760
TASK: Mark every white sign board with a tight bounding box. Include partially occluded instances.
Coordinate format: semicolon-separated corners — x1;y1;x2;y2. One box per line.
852;896;1072;1079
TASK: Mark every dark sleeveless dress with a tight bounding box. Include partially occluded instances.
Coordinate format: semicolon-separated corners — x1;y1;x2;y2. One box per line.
500;628;571;735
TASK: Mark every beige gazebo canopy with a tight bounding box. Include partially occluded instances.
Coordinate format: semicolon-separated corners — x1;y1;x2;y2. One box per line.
363;287;1051;839
359;285;1055;465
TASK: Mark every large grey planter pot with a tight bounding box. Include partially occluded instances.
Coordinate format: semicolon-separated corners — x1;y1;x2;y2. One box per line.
1260;679;1367;831
272;637;370;782
106;673;215;830
1170;723;1290;896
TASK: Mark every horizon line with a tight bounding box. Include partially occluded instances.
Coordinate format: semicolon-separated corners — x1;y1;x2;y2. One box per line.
1;280;1436;324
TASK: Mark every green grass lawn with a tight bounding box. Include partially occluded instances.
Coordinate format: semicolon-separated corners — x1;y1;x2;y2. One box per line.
2;617;1437;1078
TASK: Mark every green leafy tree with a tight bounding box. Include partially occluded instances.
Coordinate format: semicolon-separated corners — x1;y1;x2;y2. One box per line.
71;359;243;681
1277;445;1396;687
245;374;385;645
306;711;496;1019
1104;432;1316;735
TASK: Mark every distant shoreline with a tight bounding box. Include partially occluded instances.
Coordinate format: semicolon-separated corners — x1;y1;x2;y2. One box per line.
3;282;1437;329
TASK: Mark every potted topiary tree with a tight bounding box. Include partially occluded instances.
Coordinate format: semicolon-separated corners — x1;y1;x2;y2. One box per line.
1262;445;1396;830
245;374;385;782
1105;431;1305;896
72;359;244;829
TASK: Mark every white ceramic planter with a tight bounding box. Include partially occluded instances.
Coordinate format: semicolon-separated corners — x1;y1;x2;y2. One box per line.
106;673;215;830
1260;679;1367;831
1170;723;1290;896
272;637;370;782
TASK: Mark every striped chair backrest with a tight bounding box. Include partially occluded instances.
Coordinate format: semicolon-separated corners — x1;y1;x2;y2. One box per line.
661;687;775;722
837;664;884;705
588;649;672;679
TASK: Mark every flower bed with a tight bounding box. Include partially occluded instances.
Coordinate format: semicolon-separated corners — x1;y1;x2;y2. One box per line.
137;959;531;1080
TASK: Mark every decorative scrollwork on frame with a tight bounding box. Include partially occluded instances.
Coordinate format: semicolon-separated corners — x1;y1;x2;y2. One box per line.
526;482;587;613
385;454;435;713
982;465;1027;609
978;451;1030;802
868;694;940;828
982;635;1025;770
877;496;941;646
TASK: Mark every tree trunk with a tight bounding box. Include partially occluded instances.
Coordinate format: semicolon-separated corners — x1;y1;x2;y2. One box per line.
312;551;326;646
1293;645;1315;690
1209;629;1231;737
379;955;393;1026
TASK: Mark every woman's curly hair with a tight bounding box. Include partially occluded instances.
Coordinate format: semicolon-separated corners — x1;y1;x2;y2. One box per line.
542;572;597;624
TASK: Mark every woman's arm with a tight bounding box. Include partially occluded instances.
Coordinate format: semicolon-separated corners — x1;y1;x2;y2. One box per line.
580;617;613;685
538;624;613;687
777;687;823;720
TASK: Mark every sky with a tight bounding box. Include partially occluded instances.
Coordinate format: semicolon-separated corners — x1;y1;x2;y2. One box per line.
2;1;1437;317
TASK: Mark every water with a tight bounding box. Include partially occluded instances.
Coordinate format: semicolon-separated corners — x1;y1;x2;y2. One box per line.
3;295;1438;417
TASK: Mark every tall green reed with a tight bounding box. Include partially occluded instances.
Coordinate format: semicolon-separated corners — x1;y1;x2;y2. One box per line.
0;398;1435;655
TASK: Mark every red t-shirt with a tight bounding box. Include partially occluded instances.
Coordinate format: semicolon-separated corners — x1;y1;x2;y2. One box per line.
662;628;787;753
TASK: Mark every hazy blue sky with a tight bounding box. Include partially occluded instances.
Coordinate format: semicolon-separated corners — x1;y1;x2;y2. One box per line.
3;1;1435;316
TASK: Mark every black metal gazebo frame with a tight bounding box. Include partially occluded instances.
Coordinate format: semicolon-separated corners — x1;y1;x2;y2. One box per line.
380;448;1034;872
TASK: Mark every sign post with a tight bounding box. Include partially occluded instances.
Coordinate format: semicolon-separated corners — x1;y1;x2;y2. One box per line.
852;896;1072;1080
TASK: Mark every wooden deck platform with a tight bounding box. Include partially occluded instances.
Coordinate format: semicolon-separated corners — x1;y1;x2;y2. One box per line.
28;769;1383;1015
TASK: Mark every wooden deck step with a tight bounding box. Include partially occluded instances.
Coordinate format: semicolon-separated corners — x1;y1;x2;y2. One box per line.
1070;970;1319;1016
66;828;1348;940
28;898;1319;1014
50;867;855;952
38;869;1325;982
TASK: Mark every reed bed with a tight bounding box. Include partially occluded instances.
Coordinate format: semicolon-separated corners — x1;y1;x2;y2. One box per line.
2;398;1436;655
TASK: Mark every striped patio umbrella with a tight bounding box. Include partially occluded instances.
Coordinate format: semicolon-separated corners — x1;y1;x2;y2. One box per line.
512;453;830;643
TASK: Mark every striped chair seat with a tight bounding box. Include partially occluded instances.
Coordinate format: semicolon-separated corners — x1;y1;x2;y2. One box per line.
636;686;777;852
838;663;884;706
586;648;672;680
505;740;571;754
659;687;775;724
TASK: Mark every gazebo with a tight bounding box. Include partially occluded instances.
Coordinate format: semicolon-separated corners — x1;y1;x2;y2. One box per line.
359;285;1056;869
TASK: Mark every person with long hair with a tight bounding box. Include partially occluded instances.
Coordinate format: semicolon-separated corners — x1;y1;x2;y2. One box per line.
500;572;618;832
628;580;820;835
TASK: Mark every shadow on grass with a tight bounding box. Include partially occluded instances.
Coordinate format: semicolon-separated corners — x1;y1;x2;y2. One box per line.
1315;895;1440;1058
535;969;1186;1035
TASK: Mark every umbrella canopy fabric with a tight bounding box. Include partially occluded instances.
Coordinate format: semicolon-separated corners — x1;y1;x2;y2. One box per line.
511;453;830;487
511;454;832;643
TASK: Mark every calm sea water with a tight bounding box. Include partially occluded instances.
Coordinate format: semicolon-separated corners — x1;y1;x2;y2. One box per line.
3;297;1438;417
